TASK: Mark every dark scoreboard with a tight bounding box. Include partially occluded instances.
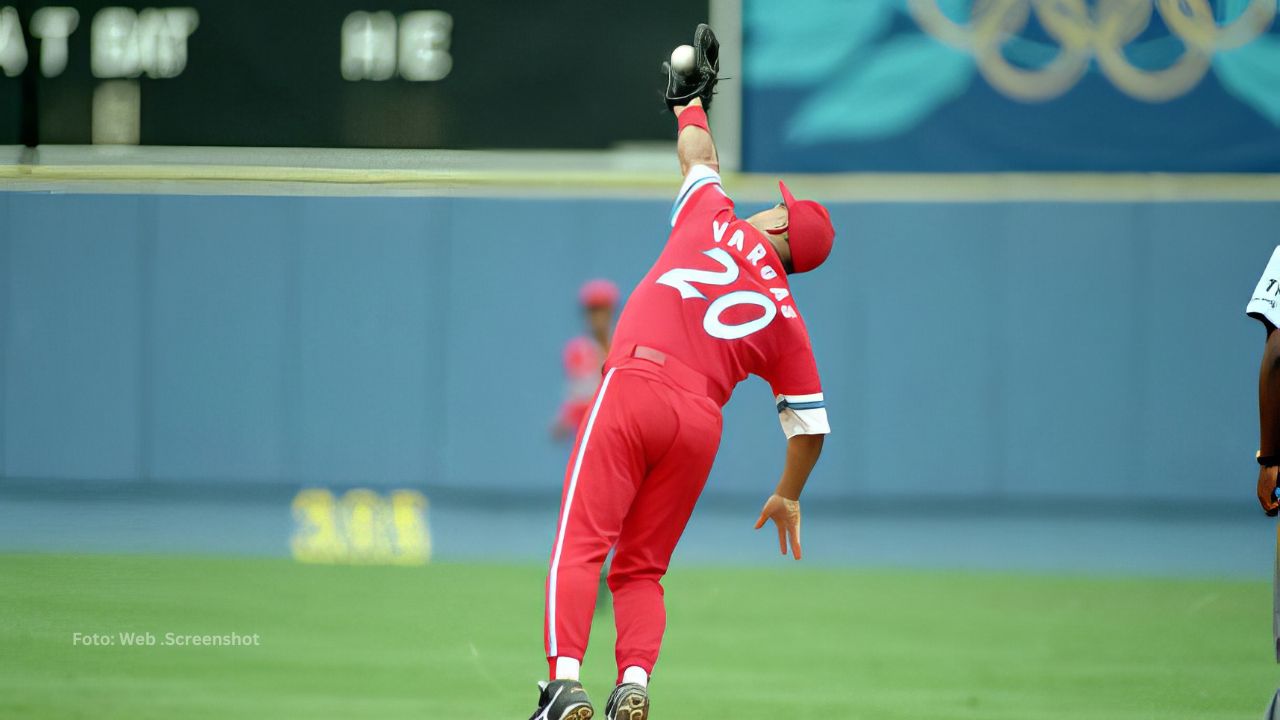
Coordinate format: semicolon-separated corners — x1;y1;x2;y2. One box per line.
1;1;705;148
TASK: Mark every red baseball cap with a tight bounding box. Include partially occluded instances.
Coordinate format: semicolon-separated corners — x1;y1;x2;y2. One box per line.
779;180;834;273
579;278;619;308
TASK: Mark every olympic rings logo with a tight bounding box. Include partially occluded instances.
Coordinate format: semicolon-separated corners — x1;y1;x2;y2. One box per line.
906;0;1276;101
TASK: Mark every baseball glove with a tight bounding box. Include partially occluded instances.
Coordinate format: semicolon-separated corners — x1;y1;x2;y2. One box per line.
663;23;720;111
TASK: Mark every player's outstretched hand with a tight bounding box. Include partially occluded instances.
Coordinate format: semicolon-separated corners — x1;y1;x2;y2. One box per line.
754;494;802;560
663;23;720;111
1259;465;1279;516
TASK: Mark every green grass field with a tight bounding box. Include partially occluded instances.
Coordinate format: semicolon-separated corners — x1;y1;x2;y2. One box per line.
0;553;1274;719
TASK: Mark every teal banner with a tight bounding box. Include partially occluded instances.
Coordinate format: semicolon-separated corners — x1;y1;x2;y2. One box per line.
743;0;1280;172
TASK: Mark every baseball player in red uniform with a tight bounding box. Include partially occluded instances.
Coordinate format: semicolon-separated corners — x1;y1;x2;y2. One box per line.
528;26;834;720
554;280;620;440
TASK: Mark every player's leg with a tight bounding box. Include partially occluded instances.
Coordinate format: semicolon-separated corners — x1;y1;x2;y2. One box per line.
1268;523;1280;719
607;386;722;691
542;370;648;681
1274;522;1279;663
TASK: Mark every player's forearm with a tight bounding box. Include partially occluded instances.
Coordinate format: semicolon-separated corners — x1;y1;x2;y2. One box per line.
775;434;824;500
674;98;718;176
1259;328;1280;457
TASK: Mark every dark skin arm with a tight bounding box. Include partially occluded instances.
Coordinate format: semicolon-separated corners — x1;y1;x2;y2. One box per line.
775;434;824;500
754;434;824;560
1258;323;1280;515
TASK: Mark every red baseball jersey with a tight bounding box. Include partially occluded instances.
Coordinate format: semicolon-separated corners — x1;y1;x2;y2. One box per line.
558;336;606;431
607;165;829;438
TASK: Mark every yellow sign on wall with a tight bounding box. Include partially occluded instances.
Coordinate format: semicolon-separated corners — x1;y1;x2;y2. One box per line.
290;488;431;565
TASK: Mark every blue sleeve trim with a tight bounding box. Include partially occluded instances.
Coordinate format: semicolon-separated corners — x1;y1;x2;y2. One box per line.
670;177;717;225
776;399;827;413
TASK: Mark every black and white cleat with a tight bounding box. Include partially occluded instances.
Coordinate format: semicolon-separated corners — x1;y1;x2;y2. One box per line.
528;679;594;720
603;682;648;720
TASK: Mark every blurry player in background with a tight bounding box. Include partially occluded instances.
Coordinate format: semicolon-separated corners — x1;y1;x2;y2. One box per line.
554;280;620;440
1247;246;1280;718
528;24;836;720
553;279;620;618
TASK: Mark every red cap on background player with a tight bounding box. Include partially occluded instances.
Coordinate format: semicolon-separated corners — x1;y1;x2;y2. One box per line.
778;181;835;274
579;279;619;308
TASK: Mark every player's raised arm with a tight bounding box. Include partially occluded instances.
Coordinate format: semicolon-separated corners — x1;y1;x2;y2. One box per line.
673;100;718;177
663;24;720;178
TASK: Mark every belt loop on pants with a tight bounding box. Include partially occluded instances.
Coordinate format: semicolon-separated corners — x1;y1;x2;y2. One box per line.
626;344;718;402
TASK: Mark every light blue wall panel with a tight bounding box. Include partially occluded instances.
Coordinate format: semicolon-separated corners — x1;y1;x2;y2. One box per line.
1;194;9;476
1000;204;1145;498
4;194;143;479
147;197;296;481
839;204;1006;497
294;197;444;485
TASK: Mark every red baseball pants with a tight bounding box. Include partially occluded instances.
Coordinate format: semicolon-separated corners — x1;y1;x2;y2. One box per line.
544;356;722;681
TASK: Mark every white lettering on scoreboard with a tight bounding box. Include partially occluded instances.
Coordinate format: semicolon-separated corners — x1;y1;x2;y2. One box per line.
0;6;452;81
32;8;79;77
0;6;27;77
0;5;198;79
342;9;452;82
91;7;198;79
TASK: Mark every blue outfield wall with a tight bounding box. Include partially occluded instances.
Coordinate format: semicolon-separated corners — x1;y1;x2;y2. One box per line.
0;192;1277;504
